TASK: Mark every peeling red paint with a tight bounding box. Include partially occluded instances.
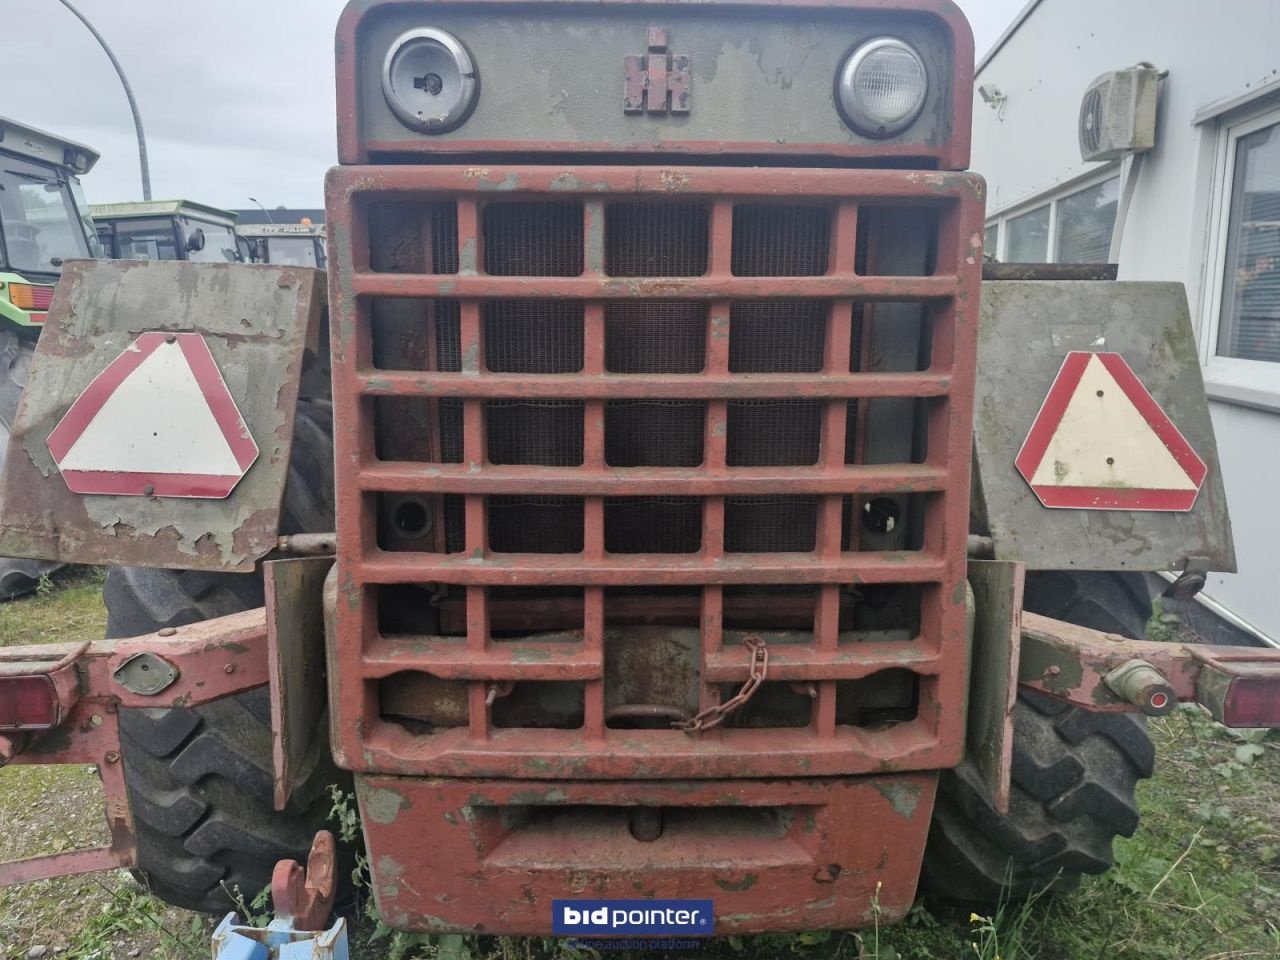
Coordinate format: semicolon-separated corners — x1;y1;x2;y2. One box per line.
356;775;938;934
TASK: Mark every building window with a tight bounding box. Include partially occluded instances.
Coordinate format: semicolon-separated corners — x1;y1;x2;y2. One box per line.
1056;178;1120;263
1216;121;1280;364
983;223;998;258
986;173;1120;265
1006;205;1049;262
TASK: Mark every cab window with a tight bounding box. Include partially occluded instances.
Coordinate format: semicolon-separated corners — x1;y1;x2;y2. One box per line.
182;218;239;263
112;218;180;260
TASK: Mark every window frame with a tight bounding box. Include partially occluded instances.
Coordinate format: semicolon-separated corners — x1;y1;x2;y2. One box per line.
984;165;1121;265
1199;102;1280;399
1004;202;1052;263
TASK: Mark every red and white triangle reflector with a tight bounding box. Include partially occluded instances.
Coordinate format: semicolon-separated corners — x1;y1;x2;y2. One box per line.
47;332;258;498
1015;351;1207;512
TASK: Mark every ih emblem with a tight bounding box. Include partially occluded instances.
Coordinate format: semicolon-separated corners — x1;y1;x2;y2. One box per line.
624;27;690;115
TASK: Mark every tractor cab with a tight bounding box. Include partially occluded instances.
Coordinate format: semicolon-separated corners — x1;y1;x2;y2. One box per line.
0;116;100;330
90;199;241;264
238;221;327;269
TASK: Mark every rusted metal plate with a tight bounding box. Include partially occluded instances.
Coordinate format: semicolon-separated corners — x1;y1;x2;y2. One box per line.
966;559;1023;814
0;607;271;887
973;281;1235;572
0;259;323;572
265;557;333;810
356;774;938;934
336;0;974;170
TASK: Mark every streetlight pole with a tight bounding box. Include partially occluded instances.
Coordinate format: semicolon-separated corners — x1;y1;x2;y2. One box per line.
55;0;151;200
248;197;275;223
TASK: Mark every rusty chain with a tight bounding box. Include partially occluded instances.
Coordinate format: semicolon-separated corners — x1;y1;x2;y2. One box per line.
674;634;768;734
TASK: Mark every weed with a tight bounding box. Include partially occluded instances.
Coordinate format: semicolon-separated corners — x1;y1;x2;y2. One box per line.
965;878;1048;960
856;881;895;960
5;567;1279;960
62;879;209;960
221;880;273;929
329;785;476;959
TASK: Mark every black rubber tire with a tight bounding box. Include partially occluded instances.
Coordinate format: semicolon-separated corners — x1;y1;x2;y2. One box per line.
0;329;62;599
1023;570;1154;640
106;399;344;913
922;688;1155;904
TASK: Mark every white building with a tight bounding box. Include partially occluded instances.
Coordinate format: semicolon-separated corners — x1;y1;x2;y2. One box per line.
973;0;1280;644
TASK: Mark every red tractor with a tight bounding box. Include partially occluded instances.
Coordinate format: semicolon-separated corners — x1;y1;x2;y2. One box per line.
0;0;1276;940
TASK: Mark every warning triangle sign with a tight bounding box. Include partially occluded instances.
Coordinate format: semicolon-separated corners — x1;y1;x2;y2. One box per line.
47;332;258;498
1015;352;1207;512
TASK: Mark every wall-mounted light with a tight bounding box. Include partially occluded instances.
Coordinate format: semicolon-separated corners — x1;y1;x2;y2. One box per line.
978;83;1008;120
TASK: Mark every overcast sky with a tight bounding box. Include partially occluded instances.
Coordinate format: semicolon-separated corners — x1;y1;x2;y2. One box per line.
2;0;1026;210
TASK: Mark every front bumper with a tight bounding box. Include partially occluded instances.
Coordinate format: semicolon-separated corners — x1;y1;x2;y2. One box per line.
355;773;938;935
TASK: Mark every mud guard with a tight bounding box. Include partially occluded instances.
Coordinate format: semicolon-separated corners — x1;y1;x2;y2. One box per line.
966;559;1024;813
972;280;1234;575
0;259;325;573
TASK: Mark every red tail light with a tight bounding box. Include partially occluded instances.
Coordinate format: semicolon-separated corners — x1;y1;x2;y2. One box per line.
1198;662;1280;728
0;675;62;730
7;282;54;312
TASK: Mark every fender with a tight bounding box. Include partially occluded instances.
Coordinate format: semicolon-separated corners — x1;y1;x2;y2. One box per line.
0;258;326;573
972;278;1234;577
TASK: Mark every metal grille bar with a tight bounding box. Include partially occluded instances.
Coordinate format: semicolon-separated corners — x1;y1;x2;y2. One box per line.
327;165;985;779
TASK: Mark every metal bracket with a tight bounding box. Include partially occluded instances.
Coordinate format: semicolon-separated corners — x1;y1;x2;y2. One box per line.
212;830;345;958
265;558;333;810
272;831;338;931
0;609;271;888
966;560;1023;813
1018;610;1280;727
1164;555;1211;600
112;652;179;697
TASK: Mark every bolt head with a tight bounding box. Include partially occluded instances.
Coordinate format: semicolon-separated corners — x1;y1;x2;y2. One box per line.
158;627;177;637
224;663;236;674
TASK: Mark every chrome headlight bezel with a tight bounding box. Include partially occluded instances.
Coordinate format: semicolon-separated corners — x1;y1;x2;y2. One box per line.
836;37;930;138
382;27;479;134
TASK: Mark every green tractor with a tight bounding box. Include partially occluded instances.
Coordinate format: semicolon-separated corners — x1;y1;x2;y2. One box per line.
0;116;101;598
91;199;242;263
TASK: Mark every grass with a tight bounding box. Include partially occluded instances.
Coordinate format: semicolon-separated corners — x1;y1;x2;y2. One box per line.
1;572;1278;959
0;567;213;960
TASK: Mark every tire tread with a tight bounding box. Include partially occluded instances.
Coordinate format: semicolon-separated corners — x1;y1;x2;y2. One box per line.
923;691;1151;904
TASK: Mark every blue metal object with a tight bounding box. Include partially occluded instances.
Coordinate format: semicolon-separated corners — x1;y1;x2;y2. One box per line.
211;914;349;960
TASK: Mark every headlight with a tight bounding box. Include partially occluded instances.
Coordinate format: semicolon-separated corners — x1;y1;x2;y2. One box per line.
62;149;91;174
382;28;479;134
836;38;929;137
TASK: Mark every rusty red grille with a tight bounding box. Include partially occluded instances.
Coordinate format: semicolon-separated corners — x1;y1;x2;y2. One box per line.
327;165;984;779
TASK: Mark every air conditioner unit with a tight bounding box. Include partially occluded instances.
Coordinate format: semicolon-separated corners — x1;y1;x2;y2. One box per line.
1078;65;1159;162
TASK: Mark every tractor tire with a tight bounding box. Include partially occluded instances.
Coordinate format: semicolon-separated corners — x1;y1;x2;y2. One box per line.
0;329;61;599
106;399;344;913
1023;570;1154;639
921;688;1155;904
